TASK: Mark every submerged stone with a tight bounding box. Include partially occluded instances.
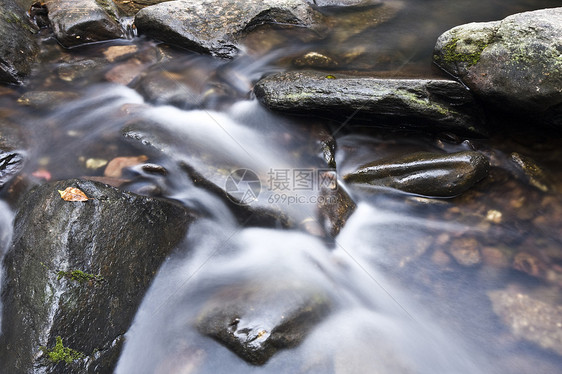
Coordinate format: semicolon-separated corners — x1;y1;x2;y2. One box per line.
489;289;562;357
433;8;562;125
343;151;490;197
196;281;331;365
254;71;487;137
134;0;323;58
46;0;125;47
0;179;195;373
0;0;39;85
17;90;81;110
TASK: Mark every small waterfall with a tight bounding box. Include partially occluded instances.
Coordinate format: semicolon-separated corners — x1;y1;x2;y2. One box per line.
0;202;14;334
116;202;493;373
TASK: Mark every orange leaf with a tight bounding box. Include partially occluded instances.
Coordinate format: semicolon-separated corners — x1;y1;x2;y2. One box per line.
58;187;89;202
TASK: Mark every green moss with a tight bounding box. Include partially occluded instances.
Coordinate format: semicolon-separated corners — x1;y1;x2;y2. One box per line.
439;37;488;67
40;336;85;364
398;90;451;117
57;270;104;284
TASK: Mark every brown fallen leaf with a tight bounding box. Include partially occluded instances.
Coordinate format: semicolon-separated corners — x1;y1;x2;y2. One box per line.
104;155;148;178
58;187;89;202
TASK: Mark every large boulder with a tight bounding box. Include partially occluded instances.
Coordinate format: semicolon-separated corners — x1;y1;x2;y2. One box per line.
46;0;125;47
0;179;195;373
254;71;487;137
134;0;323;58
0;0;39;85
433;8;562;124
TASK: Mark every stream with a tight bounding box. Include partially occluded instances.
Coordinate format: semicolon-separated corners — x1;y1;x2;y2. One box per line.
1;0;562;373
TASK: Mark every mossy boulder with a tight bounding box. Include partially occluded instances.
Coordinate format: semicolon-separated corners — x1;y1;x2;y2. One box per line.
254;71;487;137
0;0;39;85
0;179;195;373
433;8;562;125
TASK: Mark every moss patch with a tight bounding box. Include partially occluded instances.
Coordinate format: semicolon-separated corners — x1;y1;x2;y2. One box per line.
439;37;488;67
57;270;104;284
40;336;85;364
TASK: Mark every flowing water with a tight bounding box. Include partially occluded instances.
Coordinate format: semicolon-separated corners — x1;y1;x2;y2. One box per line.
1;0;562;373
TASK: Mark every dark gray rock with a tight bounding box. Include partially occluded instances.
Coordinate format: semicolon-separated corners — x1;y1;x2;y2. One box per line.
134;0;323;58
433;8;562;120
0;179;195;373
344;151;490;197
196;281;331;365
254;71;487;137
0;118;27;189
46;0;125;47
0;0;39;85
489;289;562;356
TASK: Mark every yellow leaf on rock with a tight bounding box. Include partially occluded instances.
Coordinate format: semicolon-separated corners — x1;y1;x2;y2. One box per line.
58;187;89;202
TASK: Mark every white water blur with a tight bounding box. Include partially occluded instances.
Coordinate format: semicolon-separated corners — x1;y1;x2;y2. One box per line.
0;201;14;334
116;201;493;374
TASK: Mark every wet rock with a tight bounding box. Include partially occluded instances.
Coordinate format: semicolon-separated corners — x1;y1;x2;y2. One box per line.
489;289;562;356
510;152;555;193
131;70;204;109
293;51;339;69
46;0;125;47
112;0;169;16
17;90;81;110
343;151;490;197
29;1;50;28
134;0;323;58
448;237;482;267
0;118;27;189
0;179;195;373
0;0;39;85
105;58;147;85
254;71;487;137
433;8;562;123
316;178;356;237
196;281;331;365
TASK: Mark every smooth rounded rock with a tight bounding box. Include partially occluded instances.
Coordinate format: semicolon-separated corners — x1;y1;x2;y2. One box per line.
344;151;490;197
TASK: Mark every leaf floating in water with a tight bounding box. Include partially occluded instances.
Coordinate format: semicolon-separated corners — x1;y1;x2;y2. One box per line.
58;187;89;202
